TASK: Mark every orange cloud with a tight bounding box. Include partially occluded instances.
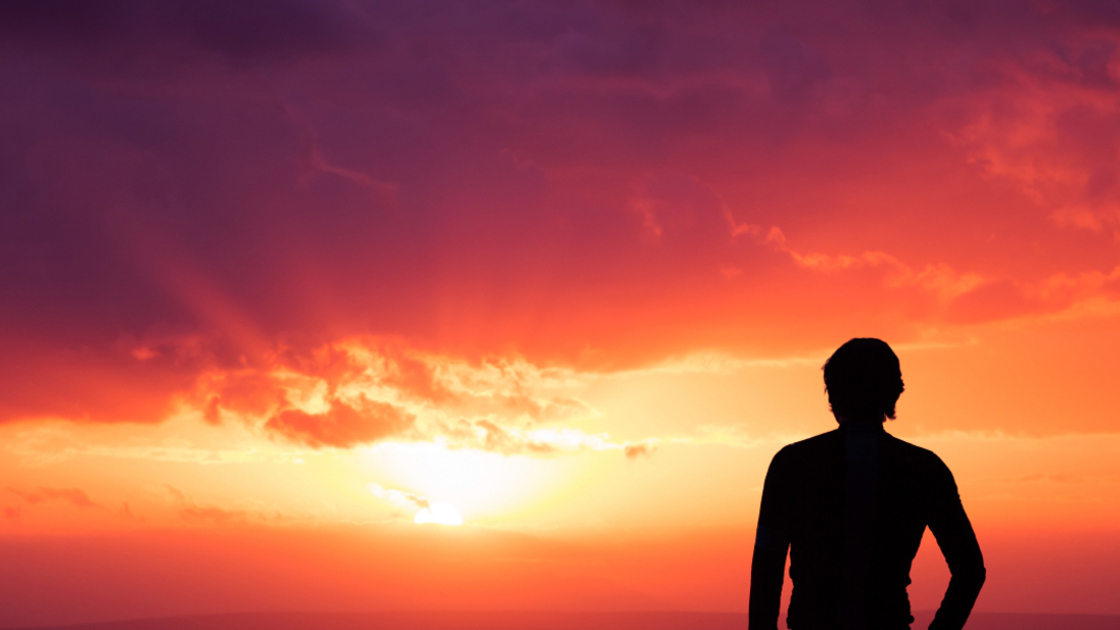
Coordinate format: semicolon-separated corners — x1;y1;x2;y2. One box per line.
6;486;99;509
185;338;602;450
266;397;414;448
162;485;282;526
624;443;655;460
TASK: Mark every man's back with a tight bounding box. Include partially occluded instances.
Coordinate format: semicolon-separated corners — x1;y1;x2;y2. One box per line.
749;423;985;630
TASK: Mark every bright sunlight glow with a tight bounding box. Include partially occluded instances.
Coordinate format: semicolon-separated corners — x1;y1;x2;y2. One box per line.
414;502;464;526
361;442;569;522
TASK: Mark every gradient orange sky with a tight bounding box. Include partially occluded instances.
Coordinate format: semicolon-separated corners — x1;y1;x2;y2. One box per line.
2;1;1120;627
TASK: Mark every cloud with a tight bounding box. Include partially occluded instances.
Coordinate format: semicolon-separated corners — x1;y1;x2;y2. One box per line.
937;27;1120;239
366;483;462;525
628;173;740;243
6;486;99;509
414;417;646;458
266;397;414;448
367;483;429;511
624;443;655;460
427;418;638;457
945;266;1120;324
1;419;307;467
757;227;987;305
0;0;370;67
0;336;619;454
262;339;603;449
6;0;1120;431
463;419;558;456
178;504;250;525
200;337;599;449
161;484;283;525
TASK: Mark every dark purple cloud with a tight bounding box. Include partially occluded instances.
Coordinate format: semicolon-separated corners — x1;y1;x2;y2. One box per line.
0;0;368;66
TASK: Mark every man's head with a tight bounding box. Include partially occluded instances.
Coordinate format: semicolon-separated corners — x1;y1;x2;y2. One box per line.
822;338;904;423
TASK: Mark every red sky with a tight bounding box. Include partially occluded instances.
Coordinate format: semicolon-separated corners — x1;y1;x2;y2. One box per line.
2;0;1120;626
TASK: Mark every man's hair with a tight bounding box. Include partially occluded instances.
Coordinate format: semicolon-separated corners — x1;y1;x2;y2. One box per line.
822;338;905;421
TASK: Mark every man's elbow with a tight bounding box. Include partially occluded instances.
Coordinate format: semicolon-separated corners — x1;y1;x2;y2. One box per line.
955;563;986;591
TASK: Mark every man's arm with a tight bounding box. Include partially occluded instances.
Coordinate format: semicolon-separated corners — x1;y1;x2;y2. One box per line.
749;450;792;630
927;456;985;630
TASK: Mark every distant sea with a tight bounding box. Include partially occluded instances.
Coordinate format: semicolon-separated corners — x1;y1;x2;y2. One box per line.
6;611;1120;630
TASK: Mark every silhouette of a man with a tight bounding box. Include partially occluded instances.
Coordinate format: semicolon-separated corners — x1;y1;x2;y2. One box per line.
749;338;985;630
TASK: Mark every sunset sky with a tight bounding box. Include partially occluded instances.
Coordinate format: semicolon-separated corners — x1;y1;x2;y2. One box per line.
2;0;1120;626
